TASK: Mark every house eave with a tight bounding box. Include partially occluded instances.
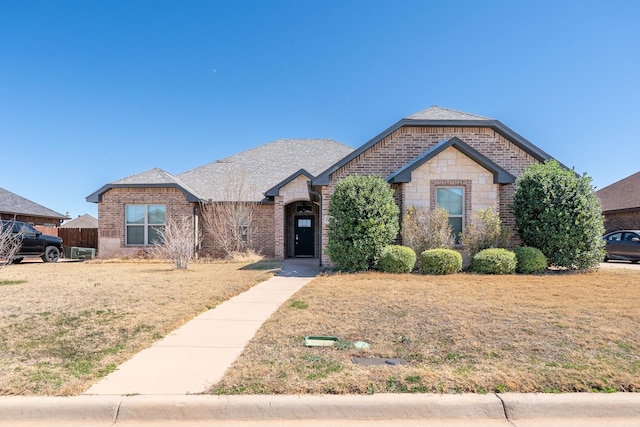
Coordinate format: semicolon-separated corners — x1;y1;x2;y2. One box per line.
86;183;200;203
264;169;315;197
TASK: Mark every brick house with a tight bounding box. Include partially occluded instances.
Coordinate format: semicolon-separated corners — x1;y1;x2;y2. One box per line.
87;139;353;258
88;106;559;264
0;187;68;228
310;106;556;265
596;171;640;232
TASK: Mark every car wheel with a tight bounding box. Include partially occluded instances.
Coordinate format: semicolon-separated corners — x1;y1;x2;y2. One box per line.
42;246;60;263
632;260;640;264
603;254;609;262
11;257;24;264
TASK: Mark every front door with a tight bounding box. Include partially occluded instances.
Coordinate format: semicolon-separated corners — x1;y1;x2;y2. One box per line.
294;217;314;257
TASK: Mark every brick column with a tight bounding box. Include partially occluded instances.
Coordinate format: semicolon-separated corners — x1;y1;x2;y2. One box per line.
274;196;284;259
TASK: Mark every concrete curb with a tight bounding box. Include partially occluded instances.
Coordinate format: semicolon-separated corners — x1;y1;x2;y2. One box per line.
500;392;640;419
2;393;640;424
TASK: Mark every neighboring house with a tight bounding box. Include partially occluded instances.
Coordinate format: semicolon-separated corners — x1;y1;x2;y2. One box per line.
88;107;559;264
61;214;99;229
0;187;68;227
596;171;640;232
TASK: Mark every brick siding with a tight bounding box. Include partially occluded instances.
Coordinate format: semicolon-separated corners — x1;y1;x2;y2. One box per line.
97;187;194;258
320;126;540;265
603;210;640;232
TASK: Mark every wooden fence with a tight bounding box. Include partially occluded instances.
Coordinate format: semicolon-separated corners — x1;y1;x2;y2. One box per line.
57;228;98;250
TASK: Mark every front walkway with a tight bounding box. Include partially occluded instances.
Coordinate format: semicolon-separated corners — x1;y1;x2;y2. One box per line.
85;258;319;395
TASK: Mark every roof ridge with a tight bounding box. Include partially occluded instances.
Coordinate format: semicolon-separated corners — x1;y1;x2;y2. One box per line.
113;167;172;183
405;105;493;121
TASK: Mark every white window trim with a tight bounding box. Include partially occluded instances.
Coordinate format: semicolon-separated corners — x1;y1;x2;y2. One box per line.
125;204;166;246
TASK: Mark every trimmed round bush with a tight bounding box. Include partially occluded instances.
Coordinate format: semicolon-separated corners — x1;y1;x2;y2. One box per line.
471;248;517;274
377;245;416;273
513;246;548;274
420;249;462;275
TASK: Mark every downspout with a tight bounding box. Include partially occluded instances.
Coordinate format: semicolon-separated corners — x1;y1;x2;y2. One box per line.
193;206;199;259
307;182;323;267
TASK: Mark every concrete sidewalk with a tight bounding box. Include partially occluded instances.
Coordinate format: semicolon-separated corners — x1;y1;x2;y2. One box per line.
85;258;319;395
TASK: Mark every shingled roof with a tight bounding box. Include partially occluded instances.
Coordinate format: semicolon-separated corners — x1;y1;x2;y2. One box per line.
405;106;492;121
61;214;98;228
596;171;640;213
87;139;353;203
178;139;353;201
0;187;67;220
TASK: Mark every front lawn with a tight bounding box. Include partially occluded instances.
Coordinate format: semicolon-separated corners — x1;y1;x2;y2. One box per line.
212;269;640;394
0;259;279;395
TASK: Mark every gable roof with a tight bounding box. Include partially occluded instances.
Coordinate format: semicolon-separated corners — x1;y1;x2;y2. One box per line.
596;171;640;213
387;137;516;184
87;139;353;204
61;214;98;228
86;168;200;203
0;187;68;220
313;106;555;185
264;169;315;197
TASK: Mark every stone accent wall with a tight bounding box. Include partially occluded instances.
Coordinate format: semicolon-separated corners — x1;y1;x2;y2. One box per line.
403;147;498;213
320;126;540;265
280;175;311;204
97;187;194;258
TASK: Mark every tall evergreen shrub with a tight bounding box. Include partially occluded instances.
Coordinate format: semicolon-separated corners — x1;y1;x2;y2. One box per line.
513;160;605;270
327;175;399;272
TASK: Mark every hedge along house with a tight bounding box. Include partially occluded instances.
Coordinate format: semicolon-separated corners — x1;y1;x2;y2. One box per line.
310;106;558;266
86;139;353;259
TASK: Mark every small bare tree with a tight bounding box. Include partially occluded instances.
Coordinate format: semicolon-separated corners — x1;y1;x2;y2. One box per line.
148;216;200;269
200;176;257;259
402;206;454;254
0;220;23;268
459;207;512;258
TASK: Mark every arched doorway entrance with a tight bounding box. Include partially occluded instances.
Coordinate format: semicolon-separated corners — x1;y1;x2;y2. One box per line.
284;201;319;258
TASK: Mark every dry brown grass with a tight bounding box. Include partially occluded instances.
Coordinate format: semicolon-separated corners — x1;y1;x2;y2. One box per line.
212;269;640;395
0;258;279;396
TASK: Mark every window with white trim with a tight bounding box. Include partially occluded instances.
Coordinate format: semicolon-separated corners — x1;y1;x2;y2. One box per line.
436;187;464;243
125;204;166;245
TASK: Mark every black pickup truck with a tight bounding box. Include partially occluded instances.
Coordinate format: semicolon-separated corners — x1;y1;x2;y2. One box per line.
1;220;63;263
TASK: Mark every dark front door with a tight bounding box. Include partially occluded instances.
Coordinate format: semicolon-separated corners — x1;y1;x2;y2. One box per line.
294;217;314;257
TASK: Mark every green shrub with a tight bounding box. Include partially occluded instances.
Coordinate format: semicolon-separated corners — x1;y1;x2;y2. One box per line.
471;248;517;274
327;175;400;272
513;160;605;270
513;246;548;274
419;249;462;275
402;206;454;254
459;207;512;258
377;245;416;273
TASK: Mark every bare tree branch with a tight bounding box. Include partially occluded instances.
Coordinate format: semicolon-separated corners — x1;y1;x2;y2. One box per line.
0;220;24;268
147;216;200;269
199;175;258;259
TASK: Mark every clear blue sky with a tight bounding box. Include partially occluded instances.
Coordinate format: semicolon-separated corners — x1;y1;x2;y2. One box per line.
1;1;638;220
